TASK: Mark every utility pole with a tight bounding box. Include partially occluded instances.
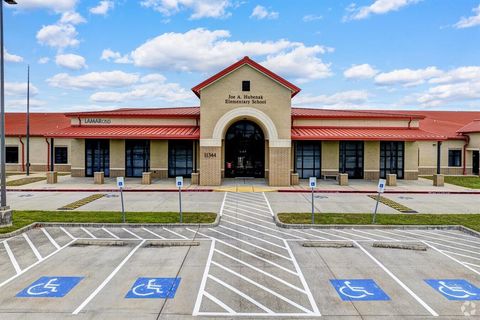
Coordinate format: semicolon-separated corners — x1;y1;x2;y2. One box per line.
26;65;30;175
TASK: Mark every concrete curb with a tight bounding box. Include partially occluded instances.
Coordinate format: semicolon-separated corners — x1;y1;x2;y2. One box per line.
7;188;214;193
0;214;221;239
273;214;480;238
278;189;480;195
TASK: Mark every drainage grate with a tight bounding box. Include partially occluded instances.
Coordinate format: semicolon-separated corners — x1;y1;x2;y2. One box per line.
58;194;106;210
368;195;418;213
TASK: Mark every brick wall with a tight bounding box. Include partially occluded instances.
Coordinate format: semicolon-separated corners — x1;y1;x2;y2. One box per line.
268;147;291;186
200;146;222;186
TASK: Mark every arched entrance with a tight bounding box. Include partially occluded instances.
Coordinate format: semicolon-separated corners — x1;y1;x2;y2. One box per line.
225;120;265;178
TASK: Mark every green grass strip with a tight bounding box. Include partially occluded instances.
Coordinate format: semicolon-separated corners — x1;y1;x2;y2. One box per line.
277;213;480;232
421;175;480;189
0;210;217;234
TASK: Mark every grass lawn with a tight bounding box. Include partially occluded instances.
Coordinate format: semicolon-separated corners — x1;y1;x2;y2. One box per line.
277;213;480;232
0;210;217;234
421;175;480;189
6;177;46;186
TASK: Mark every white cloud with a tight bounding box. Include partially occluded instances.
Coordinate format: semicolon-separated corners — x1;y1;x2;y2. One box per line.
6;82;39;96
5;49;23;63
90;73;191;103
38;57;50;64
250;5;278;20
55;53;87;70
417;81;480;107
294;90;369;107
454;5;480;29
344;0;421;21
47;71;140;89
140;0;232;19
374;67;442;86
429;66;480;84
90;1;115;15
60;11;86;25
101;49;132;64
130;28;332;82
7;99;46;111
303;14;322;22
14;0;77;13
36;23;79;49
344;64;378;79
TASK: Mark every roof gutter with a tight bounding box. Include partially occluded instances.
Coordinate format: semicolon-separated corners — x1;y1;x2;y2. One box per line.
19;136;25;172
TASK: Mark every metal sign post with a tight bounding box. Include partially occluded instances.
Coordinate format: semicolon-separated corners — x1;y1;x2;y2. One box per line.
117;177;125;223
309;177;317;224
176;177;183;223
372;179;386;224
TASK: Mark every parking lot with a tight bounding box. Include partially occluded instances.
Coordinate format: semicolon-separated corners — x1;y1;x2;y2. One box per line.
1;192;479;319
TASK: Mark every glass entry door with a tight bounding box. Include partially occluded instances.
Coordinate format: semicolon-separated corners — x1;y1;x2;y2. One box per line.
126;140;150;177
339;141;364;179
85;139;110;177
473;151;479;175
380;141;404;179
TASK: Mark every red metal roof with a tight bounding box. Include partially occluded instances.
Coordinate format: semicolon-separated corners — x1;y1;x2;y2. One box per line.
291;127;447;141
46;126;200;140
192;56;301;98
6;113;70;137
457;119;480;133
66;107;200;118
291;108;425;120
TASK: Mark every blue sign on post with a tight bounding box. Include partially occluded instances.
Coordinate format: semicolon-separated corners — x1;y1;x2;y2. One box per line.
425;279;480;300
125;278;181;299
17;277;83;298
330;279;390;301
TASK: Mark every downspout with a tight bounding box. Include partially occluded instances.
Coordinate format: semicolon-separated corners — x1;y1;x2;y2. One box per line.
45;138;50;172
77;117;82;127
463;135;470;175
408;117;413;129
19;136;25;172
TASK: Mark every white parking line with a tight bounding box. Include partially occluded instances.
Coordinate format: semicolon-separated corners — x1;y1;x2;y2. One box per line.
335;229;374;240
219;192;227;217
81;227;97;239
102;228;119;239
42;228;61;250
223;204;272;218
440;230;480;243
421;230;480;245
122;228;142;240
72;240;146;315
193;239;215;316
374;229;416;240
398;230;480;250
423;241;480;277
141;227;166;239
60;227;76;240
439;250;480;261
3;241;21;274
218;225;287;249
309;229;351;240
262;192;275;217
222;208;275;224
352;229;397;241
230;197;271;210
223;215;304;239
162;227;188;240
203;291;235;313
23;233;43;261
224;201;271;214
222;219;292;241
354;241;438;317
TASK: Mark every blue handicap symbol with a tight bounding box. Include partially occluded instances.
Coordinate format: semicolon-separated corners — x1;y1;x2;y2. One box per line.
125;278;181;299
17;277;83;298
330;279;390;301
425;279;480;300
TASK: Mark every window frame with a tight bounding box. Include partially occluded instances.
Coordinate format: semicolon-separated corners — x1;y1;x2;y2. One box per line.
54;146;69;164
448;149;462;167
6;146;19;164
295;141;322;179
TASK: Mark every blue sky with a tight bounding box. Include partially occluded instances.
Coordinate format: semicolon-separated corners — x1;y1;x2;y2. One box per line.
3;0;480;112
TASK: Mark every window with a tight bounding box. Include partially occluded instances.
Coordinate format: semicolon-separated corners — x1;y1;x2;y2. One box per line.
242;80;250;92
296;141;321;179
448;149;462;167
380;141;404;179
125;140;150;177
54;147;68;164
339;141;364;179
6;146;18;164
85;139;110;177
168;140;193;178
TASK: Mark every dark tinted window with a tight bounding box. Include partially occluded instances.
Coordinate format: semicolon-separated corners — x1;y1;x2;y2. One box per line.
6;146;18;164
54;147;68;164
296;141;321;179
448;150;462;167
242;80;250;92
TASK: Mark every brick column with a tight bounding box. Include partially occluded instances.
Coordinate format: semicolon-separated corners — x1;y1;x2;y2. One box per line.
268;147;291;186
199;146;222;186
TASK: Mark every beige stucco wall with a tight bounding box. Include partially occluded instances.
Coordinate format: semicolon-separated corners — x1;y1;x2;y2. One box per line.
321;141;339;176
110;140;125;177
71;139;85;177
151;140;168;178
293;119;419;128
417;139;470;175
405;141;419;179
364;141;380;180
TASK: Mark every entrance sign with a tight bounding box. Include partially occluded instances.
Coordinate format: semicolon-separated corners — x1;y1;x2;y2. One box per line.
117;177;126;223
330;279;390;301
17;277;83;298
176;176;183;223
125;278;181;299
377;179;386;193
425;279;480;300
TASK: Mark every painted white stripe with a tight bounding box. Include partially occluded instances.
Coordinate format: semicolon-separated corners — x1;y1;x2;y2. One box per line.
72;240;146;315
229;201;271;214
335;229;374;240
208;228;292;260
424;242;480;277
352;229;397;241
122;228;142;240
428;230;480;245
354;241;438;317
99;228;119;239
439;230;480;244
219;225;287;249
60;227;76;240
262;192;275;217
185;228;297;275
219;192;227;217
223;204;272;218
223;215;304;239
222;219;289;241
214;249;306;294
81;227;97;239
42;228;61;250
292;229;330;240
211;261;312;314
195;312;317;317
203;291;235;314
229;193;264;202
439;250;480;261
208;274;274;314
223;207;275;223
462;261;480;269
230;196;270;210
374;229;416;240
398;230;480;250
414;230;480;249
23;233;42;261
163;227;188;240
3;241;21;274
309;229;351;240
283;239;321;316
0;239;75;289
193;239;216;316
141;227;165;239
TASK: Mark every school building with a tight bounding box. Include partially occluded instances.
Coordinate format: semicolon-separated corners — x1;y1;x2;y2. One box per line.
5;57;480;186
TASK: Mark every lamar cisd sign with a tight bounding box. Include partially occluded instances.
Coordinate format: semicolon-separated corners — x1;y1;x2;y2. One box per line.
84;118;112;124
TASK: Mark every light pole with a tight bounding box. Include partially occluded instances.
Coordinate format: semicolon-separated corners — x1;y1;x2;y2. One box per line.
0;0;17;226
26;64;29;176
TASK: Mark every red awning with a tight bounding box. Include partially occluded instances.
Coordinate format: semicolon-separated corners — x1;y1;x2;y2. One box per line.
47;126;200;139
291;127;446;141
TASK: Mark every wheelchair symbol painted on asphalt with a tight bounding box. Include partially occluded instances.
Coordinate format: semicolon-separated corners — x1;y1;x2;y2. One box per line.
125;278;181;299
330;279;390;301
17;277;84;298
425;279;480;300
